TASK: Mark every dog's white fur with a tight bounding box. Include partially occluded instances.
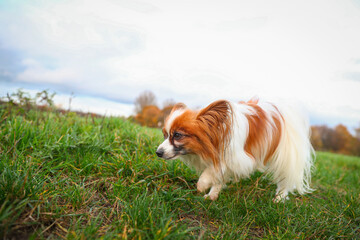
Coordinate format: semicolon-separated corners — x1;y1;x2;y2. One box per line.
157;99;314;201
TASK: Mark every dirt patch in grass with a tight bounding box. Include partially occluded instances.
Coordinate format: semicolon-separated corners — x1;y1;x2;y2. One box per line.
178;210;219;237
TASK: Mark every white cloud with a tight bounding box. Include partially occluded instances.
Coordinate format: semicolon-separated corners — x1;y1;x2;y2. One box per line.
0;0;360;127
17;59;81;84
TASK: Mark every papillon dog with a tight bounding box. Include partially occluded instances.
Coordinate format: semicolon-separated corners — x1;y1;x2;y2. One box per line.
156;98;314;201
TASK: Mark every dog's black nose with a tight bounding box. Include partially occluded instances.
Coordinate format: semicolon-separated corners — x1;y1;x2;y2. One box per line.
156;149;164;158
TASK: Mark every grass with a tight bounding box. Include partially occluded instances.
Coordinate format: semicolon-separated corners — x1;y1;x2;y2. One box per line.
0;107;359;239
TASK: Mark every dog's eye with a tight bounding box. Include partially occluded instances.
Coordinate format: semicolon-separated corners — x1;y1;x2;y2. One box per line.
173;132;182;140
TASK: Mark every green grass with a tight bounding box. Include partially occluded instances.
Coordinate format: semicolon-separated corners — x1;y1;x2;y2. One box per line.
0;108;359;239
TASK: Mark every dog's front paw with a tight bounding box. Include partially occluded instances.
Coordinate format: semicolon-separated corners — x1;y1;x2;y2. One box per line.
204;192;219;201
273;194;289;203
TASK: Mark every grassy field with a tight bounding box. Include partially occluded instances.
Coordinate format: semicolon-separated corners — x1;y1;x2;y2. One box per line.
0;107;359;239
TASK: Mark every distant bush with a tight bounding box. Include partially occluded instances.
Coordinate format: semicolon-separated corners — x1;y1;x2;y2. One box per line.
1;89;55;112
0;89;102;119
311;125;360;156
133;91;175;128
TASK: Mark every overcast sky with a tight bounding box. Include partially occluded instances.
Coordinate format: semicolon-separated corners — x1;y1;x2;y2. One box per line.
1;0;360;129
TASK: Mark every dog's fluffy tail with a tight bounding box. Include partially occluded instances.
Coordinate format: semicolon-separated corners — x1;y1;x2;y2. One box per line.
268;105;315;195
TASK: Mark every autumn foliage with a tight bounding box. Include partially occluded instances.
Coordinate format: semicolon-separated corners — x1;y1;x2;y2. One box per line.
311;124;360;156
135;105;162;128
134;91;174;128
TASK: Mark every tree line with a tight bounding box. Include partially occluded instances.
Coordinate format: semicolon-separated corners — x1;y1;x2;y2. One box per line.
311;125;360;156
134;91;360;156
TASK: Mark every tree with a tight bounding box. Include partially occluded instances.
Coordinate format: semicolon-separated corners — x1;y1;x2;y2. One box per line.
355;124;360;140
315;125;337;151
135;105;161;128
311;126;323;150
134;91;157;114
334;124;353;154
162;99;176;109
311;124;360;156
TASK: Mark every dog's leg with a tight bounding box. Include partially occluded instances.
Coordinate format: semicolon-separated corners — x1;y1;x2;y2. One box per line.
273;184;290;202
197;167;224;200
204;184;222;201
197;167;214;193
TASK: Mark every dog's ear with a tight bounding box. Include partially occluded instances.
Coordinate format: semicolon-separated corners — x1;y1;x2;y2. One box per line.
170;103;187;114
196;100;231;128
196;100;232;168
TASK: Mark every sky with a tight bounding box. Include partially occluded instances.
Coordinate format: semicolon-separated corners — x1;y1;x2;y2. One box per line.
1;0;360;130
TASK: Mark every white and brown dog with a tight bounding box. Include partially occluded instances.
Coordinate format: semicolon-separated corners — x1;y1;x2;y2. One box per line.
156;98;314;201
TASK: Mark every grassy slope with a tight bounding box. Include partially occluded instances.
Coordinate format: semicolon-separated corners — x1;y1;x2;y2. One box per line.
0;109;359;239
